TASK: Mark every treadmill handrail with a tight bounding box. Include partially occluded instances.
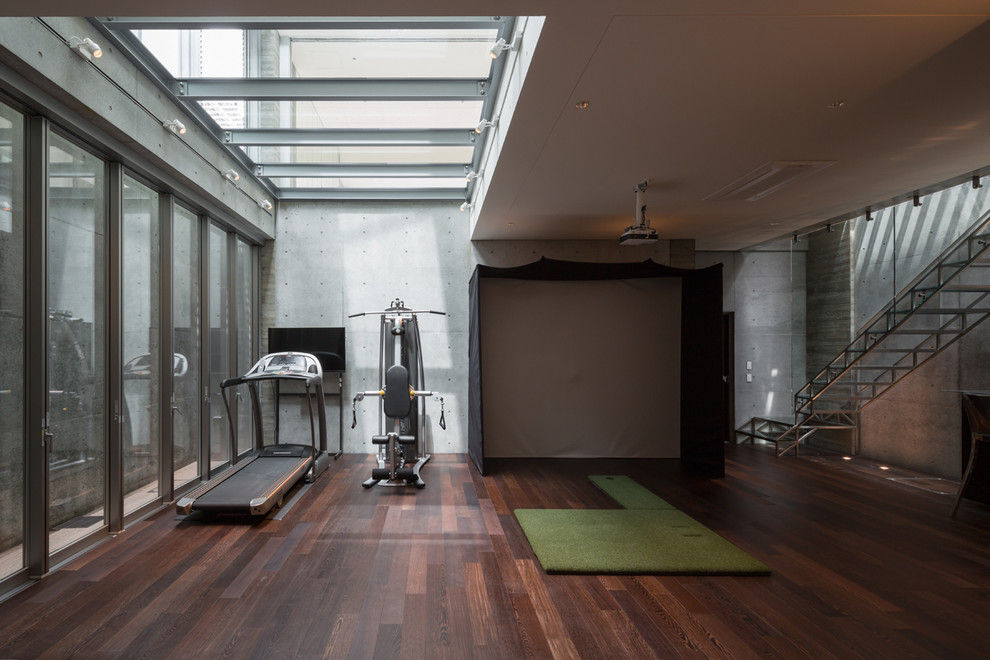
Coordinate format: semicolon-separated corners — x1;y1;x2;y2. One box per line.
221;371;321;389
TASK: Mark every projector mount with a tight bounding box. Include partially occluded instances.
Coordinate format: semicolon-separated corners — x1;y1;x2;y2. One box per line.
619;180;659;245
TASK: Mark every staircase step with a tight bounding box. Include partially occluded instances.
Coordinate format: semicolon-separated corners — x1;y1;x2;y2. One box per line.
900;308;990;314
885;328;960;335
940;284;990;292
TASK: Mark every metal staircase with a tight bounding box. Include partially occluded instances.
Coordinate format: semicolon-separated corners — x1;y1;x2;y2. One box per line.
766;208;990;455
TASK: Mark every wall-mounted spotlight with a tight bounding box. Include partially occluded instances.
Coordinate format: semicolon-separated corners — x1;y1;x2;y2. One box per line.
489;37;513;59
459;201;473;212
974;175;983;189
465;171;482;182
163;119;186;135
474;119;495;134
224;168;240;183
68;36;103;60
865;206;874;221
913;192;922;207
259;199;273;211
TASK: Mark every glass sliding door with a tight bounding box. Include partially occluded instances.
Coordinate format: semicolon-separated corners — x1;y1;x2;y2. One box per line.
208;223;230;469
234;237;255;455
172;204;202;488
121;176;161;513
47;132;106;553
0;102;25;581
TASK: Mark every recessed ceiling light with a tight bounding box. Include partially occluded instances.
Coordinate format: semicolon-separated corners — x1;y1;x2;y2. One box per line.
827;100;846;109
575;101;589;109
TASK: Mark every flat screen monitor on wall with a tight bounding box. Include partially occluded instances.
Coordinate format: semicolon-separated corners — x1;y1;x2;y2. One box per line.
268;327;345;373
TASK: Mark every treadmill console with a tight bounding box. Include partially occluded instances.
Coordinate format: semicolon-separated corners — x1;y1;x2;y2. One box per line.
255;352;321;376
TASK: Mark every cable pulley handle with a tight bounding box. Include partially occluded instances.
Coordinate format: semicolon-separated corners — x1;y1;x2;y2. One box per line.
438;396;446;431
349;309;446;318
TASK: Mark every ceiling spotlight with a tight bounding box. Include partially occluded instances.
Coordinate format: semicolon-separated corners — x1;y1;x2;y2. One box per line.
459;201;473;212
68;36;103;60
465;171;481;182
259;199;273;211
474;119;495;134
163;119;186;135
224;168;240;183
489;37;513;59
575;101;590;110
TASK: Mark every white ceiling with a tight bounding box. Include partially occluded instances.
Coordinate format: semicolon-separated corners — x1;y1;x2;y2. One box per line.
24;0;990;249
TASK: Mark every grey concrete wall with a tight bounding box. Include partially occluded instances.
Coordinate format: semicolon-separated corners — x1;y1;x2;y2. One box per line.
857;315;990;479
266;202;472;454
805;225;853;380
698;247;806;427
263;202;685;454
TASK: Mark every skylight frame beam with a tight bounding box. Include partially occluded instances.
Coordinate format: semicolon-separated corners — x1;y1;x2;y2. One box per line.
224;128;479;147
277;188;466;201
97;16;507;31
256;163;468;178
173;78;487;101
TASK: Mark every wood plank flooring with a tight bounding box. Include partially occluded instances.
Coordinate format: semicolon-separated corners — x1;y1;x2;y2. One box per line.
1;444;989;659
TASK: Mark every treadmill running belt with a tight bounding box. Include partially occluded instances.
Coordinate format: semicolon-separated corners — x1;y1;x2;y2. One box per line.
191;454;312;515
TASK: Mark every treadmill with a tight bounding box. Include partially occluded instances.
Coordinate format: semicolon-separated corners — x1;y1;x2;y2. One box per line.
176;352;332;516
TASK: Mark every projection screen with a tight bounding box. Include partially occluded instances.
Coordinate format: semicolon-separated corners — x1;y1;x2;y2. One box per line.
480;277;681;458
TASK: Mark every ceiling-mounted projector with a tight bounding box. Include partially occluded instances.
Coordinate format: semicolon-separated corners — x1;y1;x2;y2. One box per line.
619;180;658;246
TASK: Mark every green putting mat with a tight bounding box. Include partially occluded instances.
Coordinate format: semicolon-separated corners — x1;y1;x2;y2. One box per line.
514;475;770;575
588;474;676;510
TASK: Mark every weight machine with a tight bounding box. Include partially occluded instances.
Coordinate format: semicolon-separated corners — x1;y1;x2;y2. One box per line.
351;299;445;489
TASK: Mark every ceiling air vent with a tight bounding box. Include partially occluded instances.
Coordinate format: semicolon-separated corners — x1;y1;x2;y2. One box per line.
705;160;835;202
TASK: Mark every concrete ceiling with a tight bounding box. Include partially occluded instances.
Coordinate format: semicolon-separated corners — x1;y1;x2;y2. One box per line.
23;1;990;249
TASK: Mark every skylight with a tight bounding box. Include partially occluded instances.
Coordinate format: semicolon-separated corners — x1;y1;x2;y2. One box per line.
94;16;516;201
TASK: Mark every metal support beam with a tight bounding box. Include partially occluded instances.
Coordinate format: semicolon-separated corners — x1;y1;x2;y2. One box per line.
224;128;478;147
277;188;466;201
173;78;487;101
99;16;506;31
257;163;468;178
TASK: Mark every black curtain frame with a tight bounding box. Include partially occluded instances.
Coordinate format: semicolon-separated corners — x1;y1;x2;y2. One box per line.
468;257;725;477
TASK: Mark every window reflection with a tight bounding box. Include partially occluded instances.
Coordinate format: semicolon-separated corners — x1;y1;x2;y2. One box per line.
173;205;202;487
209;224;230;468
0;102;25;579
121;176;161;513
48;133;106;553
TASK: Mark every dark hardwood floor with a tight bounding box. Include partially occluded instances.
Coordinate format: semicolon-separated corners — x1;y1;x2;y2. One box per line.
1;444;989;659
